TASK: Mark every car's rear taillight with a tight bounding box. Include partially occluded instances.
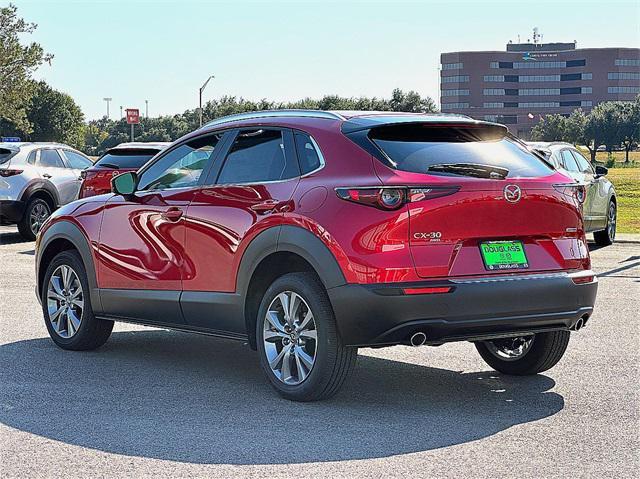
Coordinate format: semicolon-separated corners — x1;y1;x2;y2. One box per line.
554;184;586;204
336;186;459;210
0;169;23;177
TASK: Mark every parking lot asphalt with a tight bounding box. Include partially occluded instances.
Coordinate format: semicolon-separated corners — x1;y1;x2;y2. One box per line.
0;225;638;478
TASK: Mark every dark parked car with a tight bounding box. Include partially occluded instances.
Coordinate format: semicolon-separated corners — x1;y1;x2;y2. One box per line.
36;111;597;401
78;142;169;198
527;142;617;245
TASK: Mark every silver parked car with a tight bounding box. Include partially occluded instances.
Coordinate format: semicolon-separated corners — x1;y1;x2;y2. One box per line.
526;141;617;246
0;142;93;240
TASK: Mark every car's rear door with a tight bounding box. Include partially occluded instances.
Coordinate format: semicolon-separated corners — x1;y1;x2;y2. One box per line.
181;127;300;333
97;134;223;324
60;149;93;199
35;148;78;205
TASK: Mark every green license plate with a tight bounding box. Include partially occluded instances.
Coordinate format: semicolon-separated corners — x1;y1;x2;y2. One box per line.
479;241;529;270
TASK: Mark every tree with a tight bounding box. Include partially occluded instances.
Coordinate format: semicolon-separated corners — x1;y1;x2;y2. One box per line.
26;81;85;148
617;96;640;162
0;4;53;133
531;114;567;141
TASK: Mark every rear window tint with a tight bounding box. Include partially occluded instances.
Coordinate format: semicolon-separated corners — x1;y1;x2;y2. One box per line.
0;148;17;165
95;149;160;169
369;124;553;178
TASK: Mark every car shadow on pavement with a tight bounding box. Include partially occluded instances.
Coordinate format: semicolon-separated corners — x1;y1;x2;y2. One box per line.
0;229;31;245
0;331;563;465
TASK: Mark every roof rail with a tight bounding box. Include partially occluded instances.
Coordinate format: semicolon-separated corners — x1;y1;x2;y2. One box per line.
201;109;345;129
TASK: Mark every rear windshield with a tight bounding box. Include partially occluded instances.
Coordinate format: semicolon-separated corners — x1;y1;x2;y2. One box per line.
370;124;553;178
95;149;160;169
0;148;18;165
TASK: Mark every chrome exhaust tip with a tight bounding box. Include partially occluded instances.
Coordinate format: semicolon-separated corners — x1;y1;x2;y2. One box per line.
572;318;584;331
410;332;427;347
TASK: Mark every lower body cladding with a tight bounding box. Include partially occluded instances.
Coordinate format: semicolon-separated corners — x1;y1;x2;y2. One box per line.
328;271;598;347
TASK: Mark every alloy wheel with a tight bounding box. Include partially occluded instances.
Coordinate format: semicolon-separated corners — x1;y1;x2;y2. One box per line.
485;336;535;361
47;265;84;338
30;202;50;236
262;291;317;385
607;202;616;242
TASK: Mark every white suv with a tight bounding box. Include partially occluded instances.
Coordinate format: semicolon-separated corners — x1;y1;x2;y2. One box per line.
0;142;93;240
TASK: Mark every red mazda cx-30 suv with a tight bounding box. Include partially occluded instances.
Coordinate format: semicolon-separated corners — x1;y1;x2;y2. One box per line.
35;110;597;401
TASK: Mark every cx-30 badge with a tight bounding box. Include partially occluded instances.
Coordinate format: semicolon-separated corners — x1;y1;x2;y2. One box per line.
504;184;522;203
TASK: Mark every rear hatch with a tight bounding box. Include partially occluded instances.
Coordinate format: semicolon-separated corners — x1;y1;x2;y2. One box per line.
366;122;589;278
80;148;159;198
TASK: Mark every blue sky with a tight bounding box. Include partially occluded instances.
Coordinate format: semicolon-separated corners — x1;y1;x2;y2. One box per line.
12;0;640;120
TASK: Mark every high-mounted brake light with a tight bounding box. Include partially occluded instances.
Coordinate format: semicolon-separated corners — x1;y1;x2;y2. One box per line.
554;184;586;204
336;186;459;210
0;169;23;177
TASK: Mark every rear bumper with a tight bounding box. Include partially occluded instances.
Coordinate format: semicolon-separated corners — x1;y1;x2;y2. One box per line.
328;271;598;347
0;200;26;223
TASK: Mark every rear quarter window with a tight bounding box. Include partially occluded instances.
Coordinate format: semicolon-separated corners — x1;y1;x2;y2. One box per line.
369;124;553;178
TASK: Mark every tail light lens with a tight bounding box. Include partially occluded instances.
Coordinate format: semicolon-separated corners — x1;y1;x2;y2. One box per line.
336;186;459;210
0;169;23;177
554;184;586;204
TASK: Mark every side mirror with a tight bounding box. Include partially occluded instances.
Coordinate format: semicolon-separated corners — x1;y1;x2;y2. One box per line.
595;165;608;177
112;171;137;196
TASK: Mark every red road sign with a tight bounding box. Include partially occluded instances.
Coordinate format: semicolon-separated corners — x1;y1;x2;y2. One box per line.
126;109;140;124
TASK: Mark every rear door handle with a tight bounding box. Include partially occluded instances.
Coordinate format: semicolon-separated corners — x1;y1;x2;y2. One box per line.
162;207;183;221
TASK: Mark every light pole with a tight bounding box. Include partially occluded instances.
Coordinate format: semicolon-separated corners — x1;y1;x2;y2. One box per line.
103;97;112;118
145;100;149;118
199;75;214;127
120;106;123;119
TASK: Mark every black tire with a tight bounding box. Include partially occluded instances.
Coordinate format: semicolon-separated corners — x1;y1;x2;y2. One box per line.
18;197;51;240
475;331;570;375
256;272;357;401
593;199;616;246
42;250;113;350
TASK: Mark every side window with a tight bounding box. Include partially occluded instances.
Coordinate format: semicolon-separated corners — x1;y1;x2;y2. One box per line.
294;132;323;175
37;149;65;168
571;150;594;174
217;129;298;184
64;150;93;169
27;150;37;164
137;134;221;191
560;150;580;172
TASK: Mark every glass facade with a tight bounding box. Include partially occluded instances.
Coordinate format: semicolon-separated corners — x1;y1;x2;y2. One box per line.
442;75;469;83
442;62;463;70
441;102;469;109
608;86;640;94
442;89;469;96
608;72;640;80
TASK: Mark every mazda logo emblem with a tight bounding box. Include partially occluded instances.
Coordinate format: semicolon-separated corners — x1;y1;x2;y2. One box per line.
504;184;522;203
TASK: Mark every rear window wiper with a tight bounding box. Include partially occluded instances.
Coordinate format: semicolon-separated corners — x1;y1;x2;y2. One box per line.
427;163;509;179
96;162;121;169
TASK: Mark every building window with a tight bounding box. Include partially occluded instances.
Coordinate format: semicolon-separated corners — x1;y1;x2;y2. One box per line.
615;59;640;66
483;102;503;108
442;75;469;83
559;101;580;107
442;62;463;70
519;102;560;108
504;102;518;108
484;75;504;82
519;75;560;82
483;88;505;96
582;101;593;107
512;61;566;69
442;102;469;109
499;61;513;69
561;73;581;81
566;59;586;67
582;73;593;80
484;115;517;124
442;89;469;96
608;72;640;80
519;88;561;96
490;61;499;68
608;86;640;94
